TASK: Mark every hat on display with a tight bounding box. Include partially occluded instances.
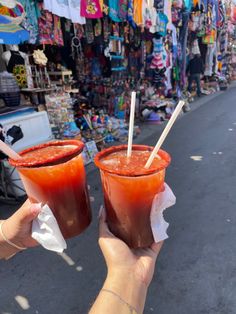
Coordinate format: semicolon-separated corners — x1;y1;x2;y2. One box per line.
0;1;29;44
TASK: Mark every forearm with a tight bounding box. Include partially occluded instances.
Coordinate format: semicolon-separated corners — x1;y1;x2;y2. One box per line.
89;271;148;314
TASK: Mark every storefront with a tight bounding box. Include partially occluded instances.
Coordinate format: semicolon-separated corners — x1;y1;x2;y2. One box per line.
0;0;235;166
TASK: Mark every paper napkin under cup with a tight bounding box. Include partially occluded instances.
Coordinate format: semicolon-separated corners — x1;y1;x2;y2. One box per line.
150;183;176;242
32;204;67;253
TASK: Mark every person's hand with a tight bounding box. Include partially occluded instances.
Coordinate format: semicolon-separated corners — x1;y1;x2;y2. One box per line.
98;207;163;288
2;199;41;249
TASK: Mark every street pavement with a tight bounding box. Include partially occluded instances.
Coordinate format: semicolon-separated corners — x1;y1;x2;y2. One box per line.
1;86;236;314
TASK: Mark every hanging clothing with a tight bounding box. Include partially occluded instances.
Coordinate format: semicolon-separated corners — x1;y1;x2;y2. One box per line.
38;3;63;46
108;0;121;22
156;12;168;36
44;0;70;19
127;0;136;27
81;0;103;18
184;0;192;11
204;43;216;76
53;15;64;46
37;5;54;45
118;0;128;20
0;2;29;44
133;0;143;26
164;0;172;28
18;0;38;44
44;0;86;24
68;0;86;24
142;0;151;28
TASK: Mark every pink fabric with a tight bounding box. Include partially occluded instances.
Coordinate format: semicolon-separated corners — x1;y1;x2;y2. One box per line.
80;0;103;18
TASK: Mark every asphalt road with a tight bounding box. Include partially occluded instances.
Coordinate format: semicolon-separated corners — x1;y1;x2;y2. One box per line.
1;86;236;314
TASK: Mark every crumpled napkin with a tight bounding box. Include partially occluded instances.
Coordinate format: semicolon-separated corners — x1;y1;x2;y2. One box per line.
32;204;67;253
150;183;176;242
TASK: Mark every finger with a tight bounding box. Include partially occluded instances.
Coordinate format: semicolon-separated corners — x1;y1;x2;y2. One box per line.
98;206;114;238
150;241;164;255
13;200;41;225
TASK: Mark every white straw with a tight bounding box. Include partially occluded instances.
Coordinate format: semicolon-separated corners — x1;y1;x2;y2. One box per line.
145;100;185;169
127;91;136;158
0;140;22;160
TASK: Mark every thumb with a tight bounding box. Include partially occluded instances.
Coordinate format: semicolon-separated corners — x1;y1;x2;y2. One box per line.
13;200;41;225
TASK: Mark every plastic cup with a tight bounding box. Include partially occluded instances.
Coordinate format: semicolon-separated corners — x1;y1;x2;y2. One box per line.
94;145;171;248
9;140;92;239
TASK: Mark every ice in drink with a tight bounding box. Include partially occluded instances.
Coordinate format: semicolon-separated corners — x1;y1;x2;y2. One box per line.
9;140;92;239
94;145;171;248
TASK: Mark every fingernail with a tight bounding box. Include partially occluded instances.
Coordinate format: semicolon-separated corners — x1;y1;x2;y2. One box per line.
98;205;103;218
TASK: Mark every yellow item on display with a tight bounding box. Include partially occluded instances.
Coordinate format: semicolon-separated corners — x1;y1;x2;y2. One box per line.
133;0;143;26
13;64;27;88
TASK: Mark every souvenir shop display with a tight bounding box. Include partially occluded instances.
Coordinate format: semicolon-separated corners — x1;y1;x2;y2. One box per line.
0;0;235;155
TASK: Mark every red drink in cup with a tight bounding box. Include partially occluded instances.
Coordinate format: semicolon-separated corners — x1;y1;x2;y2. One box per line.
9;140;92;239
94;145;171;248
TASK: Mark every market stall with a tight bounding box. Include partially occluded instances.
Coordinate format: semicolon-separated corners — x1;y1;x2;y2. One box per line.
0;0;235;154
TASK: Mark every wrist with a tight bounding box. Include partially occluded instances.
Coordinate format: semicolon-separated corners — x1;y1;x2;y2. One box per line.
104;270;148;313
0;220;25;260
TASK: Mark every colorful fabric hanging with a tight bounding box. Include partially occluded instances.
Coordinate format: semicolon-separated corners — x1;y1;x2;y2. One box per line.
18;0;38;44
44;0;86;24
133;0;143;26
108;0;121;22
127;0;136;27
118;0;128;20
81;0;103;18
0;3;29;44
37;3;64;46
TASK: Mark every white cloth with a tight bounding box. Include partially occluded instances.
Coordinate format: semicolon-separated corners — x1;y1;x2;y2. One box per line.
0;0;16;8
164;0;172;28
32;204;67;253
68;0;85;24
44;0;85;24
168;23;177;46
150;183;176;242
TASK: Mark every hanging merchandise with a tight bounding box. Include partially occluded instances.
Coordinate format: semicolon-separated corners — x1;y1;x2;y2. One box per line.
37;3;54;45
68;0;86;24
0;1;29;44
18;0;38;44
80;0;103;19
71;24;83;60
217;0;225;30
44;0;86;24
156;12;168;36
118;0;128;21
54;15;64;46
12;64;27;88
127;0;136;28
108;0;121;22
103;16;110;42
84;19;94;44
133;0;143;26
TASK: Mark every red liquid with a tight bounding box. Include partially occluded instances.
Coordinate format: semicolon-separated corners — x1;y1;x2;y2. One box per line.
95;145;171;248
9;141;92;239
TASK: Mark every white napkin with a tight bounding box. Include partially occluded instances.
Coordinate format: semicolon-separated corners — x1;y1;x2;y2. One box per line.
150;183;176;242
32;204;67;253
